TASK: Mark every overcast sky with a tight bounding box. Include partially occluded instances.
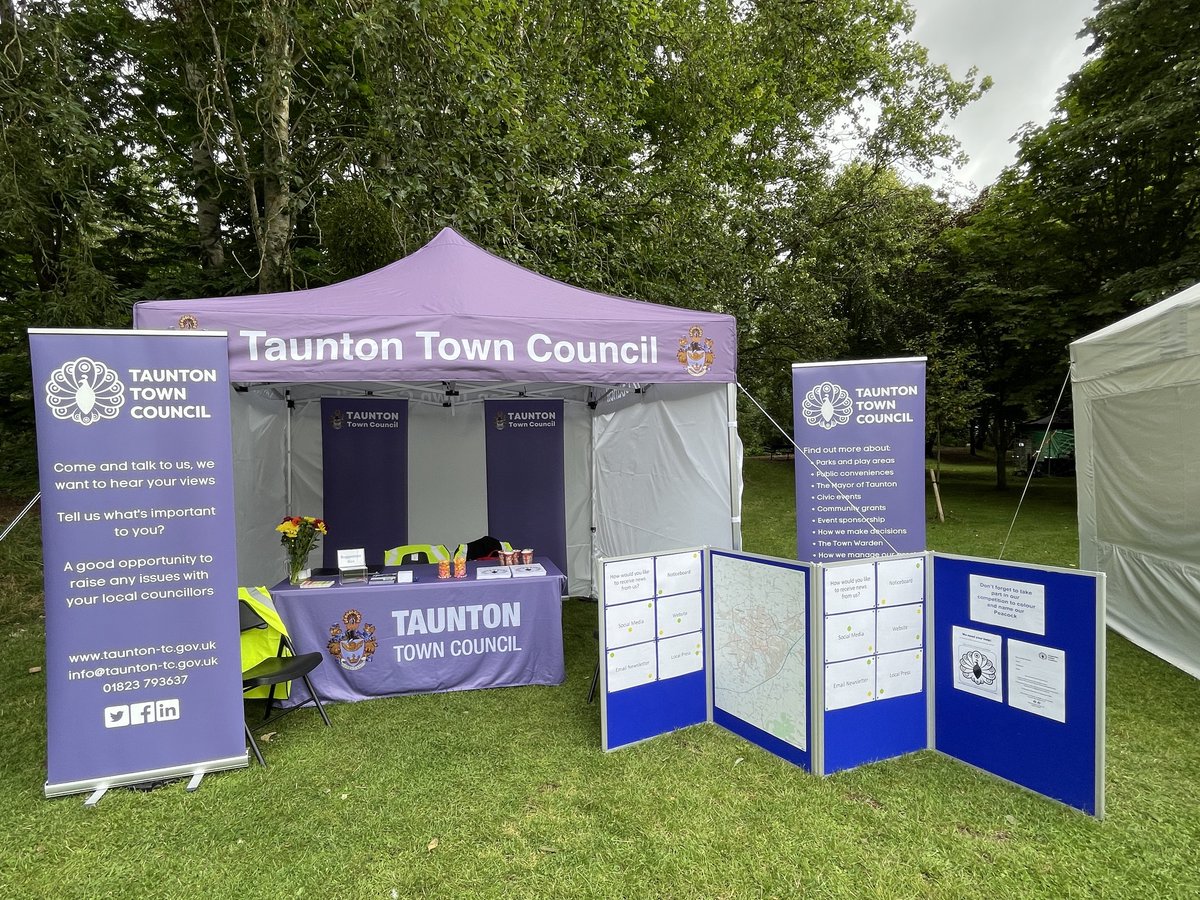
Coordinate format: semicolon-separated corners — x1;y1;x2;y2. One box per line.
906;0;1097;192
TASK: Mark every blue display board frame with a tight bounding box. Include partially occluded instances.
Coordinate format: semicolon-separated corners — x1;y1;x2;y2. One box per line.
931;553;1105;816
599;550;709;751
597;547;1105;817
710;551;812;772
817;554;928;776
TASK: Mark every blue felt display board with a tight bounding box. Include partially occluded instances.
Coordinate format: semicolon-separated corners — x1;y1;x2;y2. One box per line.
710;552;812;772
819;557;928;775
932;555;1103;815
604;670;708;750
601;553;708;751
822;692;926;775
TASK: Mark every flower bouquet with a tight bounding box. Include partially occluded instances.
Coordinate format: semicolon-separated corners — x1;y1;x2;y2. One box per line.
277;515;327;584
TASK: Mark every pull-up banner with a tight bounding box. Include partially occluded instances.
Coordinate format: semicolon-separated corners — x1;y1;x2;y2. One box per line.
792;358;926;563
484;399;567;574
321;398;408;568
29;329;246;797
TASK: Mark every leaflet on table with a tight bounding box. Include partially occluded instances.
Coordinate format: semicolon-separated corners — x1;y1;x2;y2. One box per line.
300;579;336;588
510;563;547;578
369;572;409;585
476;566;512;580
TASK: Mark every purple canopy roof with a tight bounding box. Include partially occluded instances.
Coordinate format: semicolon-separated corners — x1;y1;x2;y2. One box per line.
133;228;736;384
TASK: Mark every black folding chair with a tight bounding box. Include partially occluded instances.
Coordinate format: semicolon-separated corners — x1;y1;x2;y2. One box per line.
239;600;332;765
588;628;600;703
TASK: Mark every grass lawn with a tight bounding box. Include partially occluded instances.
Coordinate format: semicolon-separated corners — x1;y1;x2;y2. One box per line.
1;453;1198;898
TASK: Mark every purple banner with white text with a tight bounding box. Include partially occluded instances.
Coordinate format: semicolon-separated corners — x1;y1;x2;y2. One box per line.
321;398;408;568
484;400;567;574
270;562;566;702
30;330;245;796
793;358;926;562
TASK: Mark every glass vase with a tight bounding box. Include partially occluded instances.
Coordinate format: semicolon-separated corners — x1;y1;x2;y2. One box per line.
288;554;311;585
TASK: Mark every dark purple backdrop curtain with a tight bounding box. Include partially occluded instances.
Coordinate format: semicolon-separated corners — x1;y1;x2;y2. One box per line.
484;399;567;574
321;398;408;567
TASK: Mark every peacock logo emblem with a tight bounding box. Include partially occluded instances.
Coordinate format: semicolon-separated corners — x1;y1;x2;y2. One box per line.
801;381;853;430
44;357;126;426
958;650;997;685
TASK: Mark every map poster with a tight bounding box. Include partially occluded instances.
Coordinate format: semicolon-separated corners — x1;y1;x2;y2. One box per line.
792;358;926;563
712;552;809;756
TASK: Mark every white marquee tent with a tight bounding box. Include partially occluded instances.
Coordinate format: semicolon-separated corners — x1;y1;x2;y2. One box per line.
1071;280;1200;678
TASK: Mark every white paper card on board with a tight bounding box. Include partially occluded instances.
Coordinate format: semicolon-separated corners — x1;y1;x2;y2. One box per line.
824;608;876;663
875;603;923;654
656;550;703;597
604;557;654;607
605;599;656;650
657;632;704;680
952;626;1003;702
606;641;657;692
876;557;924;607
823;563;876;615
1008;638;1066;723
875;649;923;700
656;591;702;638
337;548;366;569
825;656;876;710
969;574;1046;635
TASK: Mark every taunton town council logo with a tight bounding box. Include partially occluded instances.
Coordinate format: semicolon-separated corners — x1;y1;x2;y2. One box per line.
677;326;715;377
328;609;377;671
801;381;853;430
45;357;126;426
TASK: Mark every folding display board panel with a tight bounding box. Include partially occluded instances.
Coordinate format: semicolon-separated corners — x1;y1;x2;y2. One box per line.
710;551;812;771
931;554;1105;817
598;547;1105;817
816;554;928;776
599;549;710;751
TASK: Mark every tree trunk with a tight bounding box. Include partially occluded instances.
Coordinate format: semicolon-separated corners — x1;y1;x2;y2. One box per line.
257;0;292;294
991;415;1010;490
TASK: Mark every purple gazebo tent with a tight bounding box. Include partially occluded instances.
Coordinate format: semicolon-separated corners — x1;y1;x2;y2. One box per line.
134;228;742;594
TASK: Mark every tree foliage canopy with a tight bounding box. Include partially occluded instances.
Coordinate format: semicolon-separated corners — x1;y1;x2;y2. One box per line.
0;0;988;480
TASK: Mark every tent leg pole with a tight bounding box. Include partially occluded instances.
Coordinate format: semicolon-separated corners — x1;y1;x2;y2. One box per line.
285;390;293;512
727;383;743;551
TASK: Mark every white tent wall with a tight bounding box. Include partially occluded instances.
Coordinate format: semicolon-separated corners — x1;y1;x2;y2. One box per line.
592;383;741;563
1071;280;1200;679
230;388;289;587
227;381;740;597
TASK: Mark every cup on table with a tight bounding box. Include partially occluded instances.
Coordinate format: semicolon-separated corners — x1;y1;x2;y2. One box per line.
521;549;533;565
438;558;451;579
454;556;466;578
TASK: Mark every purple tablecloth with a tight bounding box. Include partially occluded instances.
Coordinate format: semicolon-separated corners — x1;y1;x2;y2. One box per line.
271;561;566;703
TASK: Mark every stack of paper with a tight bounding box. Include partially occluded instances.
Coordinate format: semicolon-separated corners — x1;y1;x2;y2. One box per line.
510;564;547;578
475;566;512;580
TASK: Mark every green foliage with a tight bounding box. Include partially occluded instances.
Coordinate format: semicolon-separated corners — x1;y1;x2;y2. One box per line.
940;0;1200;487
0;1;987;464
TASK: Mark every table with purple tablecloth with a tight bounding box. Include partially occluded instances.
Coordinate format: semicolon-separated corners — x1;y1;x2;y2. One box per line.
270;561;566;703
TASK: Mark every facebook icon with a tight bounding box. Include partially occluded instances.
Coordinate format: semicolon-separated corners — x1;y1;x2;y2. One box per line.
132;703;156;725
